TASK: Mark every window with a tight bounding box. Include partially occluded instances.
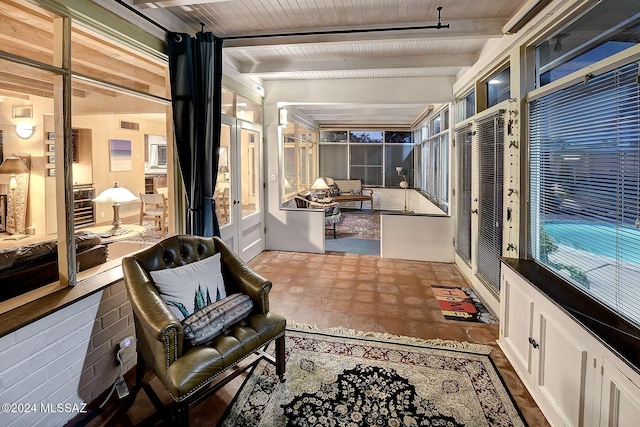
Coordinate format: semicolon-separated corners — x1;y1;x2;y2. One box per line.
415;109;450;212
485;67;510;108
456;91;476;122
476;114;505;294
0;0;171;301
319;130;414;187
455;125;473;263
281;122;318;201
536;2;639;87
236;95;262;124
529;62;640;326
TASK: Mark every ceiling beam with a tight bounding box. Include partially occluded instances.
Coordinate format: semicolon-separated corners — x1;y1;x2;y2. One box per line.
222;19;504;48
238;54;475;75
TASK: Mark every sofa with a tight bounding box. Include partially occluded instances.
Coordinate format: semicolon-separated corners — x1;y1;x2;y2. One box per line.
326;178;374;211
0;231;108;302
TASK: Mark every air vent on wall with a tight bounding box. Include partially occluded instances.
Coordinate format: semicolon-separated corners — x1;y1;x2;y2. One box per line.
120;120;140;131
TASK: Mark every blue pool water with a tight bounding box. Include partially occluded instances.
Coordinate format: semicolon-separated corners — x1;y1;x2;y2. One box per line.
543;222;640;265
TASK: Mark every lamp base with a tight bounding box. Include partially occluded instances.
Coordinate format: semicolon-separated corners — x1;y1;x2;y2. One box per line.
3;233;29;241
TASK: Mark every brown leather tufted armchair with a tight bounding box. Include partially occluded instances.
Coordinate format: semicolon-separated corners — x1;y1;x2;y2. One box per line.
122;235;286;426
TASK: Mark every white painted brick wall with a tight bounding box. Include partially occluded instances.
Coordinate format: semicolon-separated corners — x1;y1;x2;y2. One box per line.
0;279;136;427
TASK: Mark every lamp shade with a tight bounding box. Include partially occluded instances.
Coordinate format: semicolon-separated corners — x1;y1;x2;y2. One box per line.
93;183;138;204
310;177;329;191
0;157;29;175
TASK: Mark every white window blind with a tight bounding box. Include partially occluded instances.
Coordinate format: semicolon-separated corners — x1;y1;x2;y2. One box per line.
529;62;640;326
455;125;473;263
475;114;505;294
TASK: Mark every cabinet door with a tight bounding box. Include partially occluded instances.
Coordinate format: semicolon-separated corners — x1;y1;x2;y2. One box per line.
600;358;640;427
499;274;536;386
534;306;592;427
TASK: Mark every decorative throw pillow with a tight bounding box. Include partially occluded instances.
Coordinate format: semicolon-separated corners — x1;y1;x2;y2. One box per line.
150;253;227;320
351;188;362;195
181;293;254;346
329;184;341;196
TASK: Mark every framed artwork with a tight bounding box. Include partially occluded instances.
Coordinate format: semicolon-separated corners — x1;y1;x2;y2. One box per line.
48;168;55;177
0;195;6;233
109;139;132;172
219;146;228;167
47;144;55;152
47;132;55;140
47;155;55;164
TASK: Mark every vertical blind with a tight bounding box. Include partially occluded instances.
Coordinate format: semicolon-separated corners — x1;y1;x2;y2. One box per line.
475;114;505;294
455;125;473;263
529;62;640;326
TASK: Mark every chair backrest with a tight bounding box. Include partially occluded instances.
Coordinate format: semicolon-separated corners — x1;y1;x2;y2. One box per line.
129;235;219;277
140;192;166;206
294;193;311;208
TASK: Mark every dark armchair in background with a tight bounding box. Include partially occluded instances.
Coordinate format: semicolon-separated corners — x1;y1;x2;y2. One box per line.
122;235;286;426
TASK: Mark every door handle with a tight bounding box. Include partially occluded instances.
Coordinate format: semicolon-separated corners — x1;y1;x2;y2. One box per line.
471;209;478;214
528;337;539;349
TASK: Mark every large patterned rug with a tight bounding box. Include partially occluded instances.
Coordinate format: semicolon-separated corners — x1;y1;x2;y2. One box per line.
327;210;380;240
219;324;525;427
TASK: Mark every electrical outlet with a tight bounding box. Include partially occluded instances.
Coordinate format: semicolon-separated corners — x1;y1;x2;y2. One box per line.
117;336;136;363
100;212;105;218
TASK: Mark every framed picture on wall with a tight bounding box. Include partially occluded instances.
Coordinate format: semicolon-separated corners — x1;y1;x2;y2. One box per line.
47;132;55;140
47;144;55;152
109;139;132;172
47;155;55;164
0;195;6;233
48;168;55;177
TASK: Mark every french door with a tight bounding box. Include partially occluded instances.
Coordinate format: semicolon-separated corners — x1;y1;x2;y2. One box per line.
217;116;265;261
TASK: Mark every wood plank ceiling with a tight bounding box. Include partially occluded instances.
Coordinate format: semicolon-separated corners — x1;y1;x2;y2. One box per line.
131;0;529;127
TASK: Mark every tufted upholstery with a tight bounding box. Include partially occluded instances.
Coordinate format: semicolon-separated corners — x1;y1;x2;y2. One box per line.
122;235;286;425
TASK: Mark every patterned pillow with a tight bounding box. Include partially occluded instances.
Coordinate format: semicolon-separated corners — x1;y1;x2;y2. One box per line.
181;293;254;346
329;184;341;196
150;253;227;320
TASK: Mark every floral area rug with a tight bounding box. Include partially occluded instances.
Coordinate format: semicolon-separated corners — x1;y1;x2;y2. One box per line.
327;210;380;240
218;323;525;427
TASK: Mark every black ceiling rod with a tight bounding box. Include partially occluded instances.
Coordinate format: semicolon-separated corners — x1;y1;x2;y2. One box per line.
114;0;171;34
224;6;449;41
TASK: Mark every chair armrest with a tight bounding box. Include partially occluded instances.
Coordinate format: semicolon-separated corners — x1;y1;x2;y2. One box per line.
214;237;271;314
122;256;184;365
362;188;373;196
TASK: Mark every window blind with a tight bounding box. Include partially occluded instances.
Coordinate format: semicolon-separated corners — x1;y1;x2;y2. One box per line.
455;125;473;263
475;114;505;294
529;62;640;326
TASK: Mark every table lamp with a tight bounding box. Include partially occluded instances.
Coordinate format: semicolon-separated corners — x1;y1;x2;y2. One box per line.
311;177;329;199
92;183;138;235
0;157;29;239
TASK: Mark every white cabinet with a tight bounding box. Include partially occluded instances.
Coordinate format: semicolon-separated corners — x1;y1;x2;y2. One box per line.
599;358;640;427
499;263;640;427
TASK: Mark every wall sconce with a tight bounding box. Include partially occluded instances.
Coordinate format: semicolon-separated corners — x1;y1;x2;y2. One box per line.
15;123;35;139
278;107;288;127
92;183;138;235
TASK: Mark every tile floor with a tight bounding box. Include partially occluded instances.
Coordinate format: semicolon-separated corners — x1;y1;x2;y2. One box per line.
79;249;550;426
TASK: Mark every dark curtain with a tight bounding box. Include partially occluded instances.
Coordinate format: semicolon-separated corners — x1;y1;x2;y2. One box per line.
168;31;223;236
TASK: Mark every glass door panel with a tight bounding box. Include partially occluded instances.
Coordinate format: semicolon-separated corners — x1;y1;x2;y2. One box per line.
217;123;233;227
241;128;260;218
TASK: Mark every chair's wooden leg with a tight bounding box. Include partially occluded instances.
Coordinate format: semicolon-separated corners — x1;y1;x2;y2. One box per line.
276;334;286;382
333;222;337;239
175;403;190;427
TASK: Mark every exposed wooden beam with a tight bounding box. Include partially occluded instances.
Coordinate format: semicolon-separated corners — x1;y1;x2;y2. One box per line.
238;54;475;75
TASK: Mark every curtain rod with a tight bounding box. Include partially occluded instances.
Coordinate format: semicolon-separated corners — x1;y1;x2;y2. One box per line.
114;0;171;34
114;2;449;41
225;6;449;40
